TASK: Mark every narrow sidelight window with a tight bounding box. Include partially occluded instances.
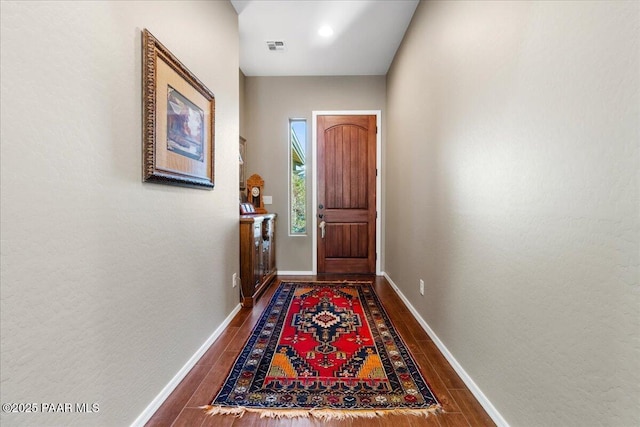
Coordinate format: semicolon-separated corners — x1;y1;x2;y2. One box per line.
289;119;306;235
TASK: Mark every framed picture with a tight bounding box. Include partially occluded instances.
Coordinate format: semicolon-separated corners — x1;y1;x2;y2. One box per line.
142;29;215;189
239;136;247;190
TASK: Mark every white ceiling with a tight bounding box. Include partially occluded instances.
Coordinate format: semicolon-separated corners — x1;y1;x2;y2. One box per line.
231;0;419;76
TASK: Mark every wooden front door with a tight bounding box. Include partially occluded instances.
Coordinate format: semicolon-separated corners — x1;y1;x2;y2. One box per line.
317;114;377;274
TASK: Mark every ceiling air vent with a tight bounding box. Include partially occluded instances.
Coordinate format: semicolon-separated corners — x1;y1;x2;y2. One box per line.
266;41;286;52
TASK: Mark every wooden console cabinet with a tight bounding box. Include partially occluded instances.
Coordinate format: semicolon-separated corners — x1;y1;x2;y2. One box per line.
239;213;276;307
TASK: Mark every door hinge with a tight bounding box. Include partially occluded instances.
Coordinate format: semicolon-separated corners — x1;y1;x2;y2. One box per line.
376;168;378;176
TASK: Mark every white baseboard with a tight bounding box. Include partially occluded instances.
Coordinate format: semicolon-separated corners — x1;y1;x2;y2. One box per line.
130;303;242;427
382;273;509;427
277;270;314;276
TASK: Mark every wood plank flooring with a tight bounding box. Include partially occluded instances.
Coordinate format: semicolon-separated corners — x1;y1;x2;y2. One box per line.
145;275;496;427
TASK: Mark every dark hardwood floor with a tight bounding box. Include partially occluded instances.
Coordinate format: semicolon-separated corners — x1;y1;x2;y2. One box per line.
145;275;496;427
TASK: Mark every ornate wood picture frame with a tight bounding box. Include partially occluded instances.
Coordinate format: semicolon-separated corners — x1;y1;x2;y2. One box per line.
239;136;247;190
142;29;215;189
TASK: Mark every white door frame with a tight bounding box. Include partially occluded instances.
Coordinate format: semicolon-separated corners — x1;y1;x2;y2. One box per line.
311;110;382;275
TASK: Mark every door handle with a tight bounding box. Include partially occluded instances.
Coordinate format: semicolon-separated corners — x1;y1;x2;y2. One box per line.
319;220;326;239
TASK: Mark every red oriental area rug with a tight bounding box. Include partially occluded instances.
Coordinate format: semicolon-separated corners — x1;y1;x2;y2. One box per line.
204;281;441;420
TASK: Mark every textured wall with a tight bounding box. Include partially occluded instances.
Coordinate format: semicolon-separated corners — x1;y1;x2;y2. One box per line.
386;1;639;425
244;76;386;272
0;1;239;426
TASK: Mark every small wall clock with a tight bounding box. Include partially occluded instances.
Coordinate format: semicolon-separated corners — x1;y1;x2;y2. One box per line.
246;174;267;214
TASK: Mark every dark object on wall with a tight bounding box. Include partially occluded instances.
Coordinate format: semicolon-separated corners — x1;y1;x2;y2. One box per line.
142;29;215;189
239;136;247;190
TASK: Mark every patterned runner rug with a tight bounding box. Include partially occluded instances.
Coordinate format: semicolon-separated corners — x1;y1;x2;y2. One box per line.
204;280;441;420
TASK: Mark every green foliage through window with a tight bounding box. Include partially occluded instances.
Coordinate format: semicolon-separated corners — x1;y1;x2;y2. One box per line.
290;120;306;234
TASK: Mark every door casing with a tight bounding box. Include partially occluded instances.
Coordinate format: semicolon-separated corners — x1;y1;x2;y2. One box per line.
312;110;382;275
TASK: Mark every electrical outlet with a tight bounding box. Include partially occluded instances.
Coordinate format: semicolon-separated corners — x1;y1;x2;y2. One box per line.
232;273;238;288
419;279;424;296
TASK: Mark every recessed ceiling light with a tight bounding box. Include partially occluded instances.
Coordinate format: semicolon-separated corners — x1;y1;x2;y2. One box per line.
318;25;334;38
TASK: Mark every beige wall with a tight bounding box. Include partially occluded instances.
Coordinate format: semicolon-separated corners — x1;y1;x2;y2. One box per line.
386;1;639;426
244;76;386;272
0;1;239;426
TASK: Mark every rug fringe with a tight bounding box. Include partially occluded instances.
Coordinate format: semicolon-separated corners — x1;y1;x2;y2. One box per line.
201;404;442;420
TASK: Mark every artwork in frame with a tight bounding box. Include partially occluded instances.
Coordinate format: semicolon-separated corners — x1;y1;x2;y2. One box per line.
142;29;215;189
239;136;247;190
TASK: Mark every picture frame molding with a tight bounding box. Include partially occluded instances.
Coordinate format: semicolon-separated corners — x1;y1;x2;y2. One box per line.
142;28;215;189
239;136;247;190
